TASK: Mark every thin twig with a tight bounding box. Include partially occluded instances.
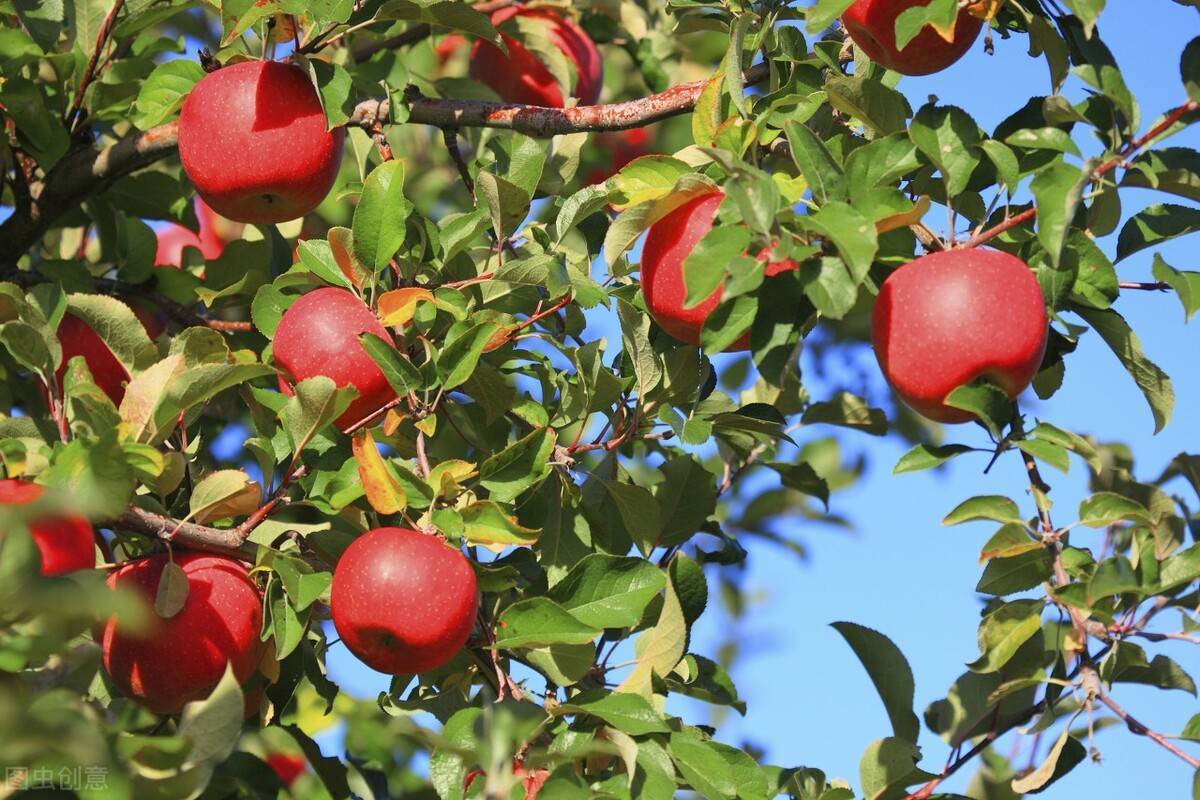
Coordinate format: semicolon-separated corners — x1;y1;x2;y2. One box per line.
1094;681;1200;768
442;127;475;194
968;100;1199;248
65;0;127;132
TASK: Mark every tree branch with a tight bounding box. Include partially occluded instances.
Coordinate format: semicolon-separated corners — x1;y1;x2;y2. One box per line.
0;64;769;266
968;99;1199;248
116;505;255;560
0;123;179;268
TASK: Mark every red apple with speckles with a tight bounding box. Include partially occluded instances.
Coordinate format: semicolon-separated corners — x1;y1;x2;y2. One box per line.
470;7;602;107
0;479;94;576
331;528;478;674
265;753;307;787
272;287;398;431
640;190;800;350
842;0;984;76
871;248;1049;423
99;552;265;714
178;60;345;224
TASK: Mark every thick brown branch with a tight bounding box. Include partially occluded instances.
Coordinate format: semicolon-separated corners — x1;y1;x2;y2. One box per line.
0;123;178;267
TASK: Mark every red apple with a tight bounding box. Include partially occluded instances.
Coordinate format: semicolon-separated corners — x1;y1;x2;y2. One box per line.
639;190;799;350
469;7;602;107
178;60;345;224
0;479;94;576
265;753;307;787
56;313;131;405
272;287;398;431
436;33;466;67
331;527;478;674
155;198;244;267
841;0;983;76
154;223;205;267
99;552;265;714
871;248;1049;423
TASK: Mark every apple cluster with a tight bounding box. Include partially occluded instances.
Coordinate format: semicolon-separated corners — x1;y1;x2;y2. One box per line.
6;0;1048;720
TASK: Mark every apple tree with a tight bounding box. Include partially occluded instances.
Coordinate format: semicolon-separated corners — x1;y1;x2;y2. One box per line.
1;0;1199;798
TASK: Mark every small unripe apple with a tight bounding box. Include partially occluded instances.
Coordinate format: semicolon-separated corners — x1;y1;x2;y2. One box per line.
842;0;983;76
272;287;398;431
871;248;1048;423
469;7;602;107
640;190;799;350
0;479;94;576
265;753;307;787
331;527;478;674
99;552;265;714
178;61;345;224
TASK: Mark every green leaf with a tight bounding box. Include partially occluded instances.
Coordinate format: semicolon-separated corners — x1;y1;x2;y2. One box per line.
683;226;749;308
968;600;1044;673
805;0;855;34
858;737;931;800
801;392;887;435
893;0;957;49
909;104;983;198
13;0;64;51
546;554;667;630
478;428;556;503
670;731;739;800
132;59;205;130
66;294;158;374
555;689;671;736
824;75;911;136
893;444;973;474
1075;306;1174;433
154;559;189;619
493;597;601;649
976;550;1054;596
1005;127;1082;156
375;0;499;43
944;383;1014;438
436;322;501;391
805;202;877;282
309;59;354;129
353;160;411;270
831;622;920;744
784;121;846;204
1116;203;1200;262
1151;253;1200;322
429;707;481;800
280;376;357;452
618;579;687;698
1031;160;1088;268
177;664;245;790
943;496;1025;527
460;500;540;546
359;332;423;395
1078;492;1152;528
